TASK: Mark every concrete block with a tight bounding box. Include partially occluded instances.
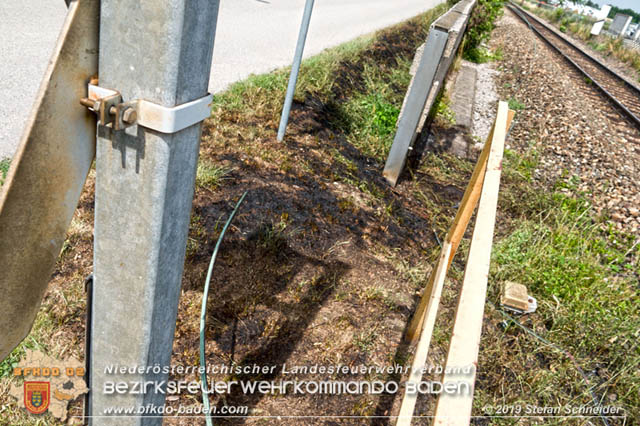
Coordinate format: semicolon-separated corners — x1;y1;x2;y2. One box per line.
450;63;477;129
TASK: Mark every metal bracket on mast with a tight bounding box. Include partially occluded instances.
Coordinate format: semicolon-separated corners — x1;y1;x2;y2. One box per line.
81;83;213;133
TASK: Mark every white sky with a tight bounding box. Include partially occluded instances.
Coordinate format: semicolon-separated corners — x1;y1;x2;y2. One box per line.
592;0;639;13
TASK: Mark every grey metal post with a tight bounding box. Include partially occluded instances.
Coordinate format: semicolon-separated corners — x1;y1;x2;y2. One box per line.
277;0;315;141
89;1;220;424
383;28;448;186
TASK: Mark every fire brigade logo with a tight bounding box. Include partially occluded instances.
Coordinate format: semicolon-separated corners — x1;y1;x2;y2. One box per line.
10;350;88;421
24;381;50;414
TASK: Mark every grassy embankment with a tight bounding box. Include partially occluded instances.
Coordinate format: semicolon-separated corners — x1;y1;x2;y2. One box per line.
473;3;640;421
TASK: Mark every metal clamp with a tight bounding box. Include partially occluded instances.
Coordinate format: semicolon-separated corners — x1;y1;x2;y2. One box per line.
81;84;213;133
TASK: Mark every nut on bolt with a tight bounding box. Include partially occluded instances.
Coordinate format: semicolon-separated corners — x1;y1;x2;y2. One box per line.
122;107;137;124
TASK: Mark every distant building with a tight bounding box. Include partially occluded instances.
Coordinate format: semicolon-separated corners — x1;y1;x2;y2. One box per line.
595;4;612;21
610;13;633;37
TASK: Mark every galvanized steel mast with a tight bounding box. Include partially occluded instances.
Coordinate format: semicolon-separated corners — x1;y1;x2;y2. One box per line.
89;1;221;424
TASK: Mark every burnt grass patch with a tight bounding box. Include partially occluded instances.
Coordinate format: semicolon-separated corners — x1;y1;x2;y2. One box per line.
167;4;479;423
167;9;640;422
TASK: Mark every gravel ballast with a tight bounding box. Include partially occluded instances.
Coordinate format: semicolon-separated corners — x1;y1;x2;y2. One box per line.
492;10;640;234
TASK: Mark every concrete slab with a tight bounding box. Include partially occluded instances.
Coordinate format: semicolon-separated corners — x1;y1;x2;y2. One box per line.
450;63;477;129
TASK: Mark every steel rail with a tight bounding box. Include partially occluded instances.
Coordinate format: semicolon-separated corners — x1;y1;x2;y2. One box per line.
508;2;640;130
512;2;640;93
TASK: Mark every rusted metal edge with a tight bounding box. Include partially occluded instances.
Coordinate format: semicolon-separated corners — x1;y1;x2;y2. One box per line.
0;0;99;360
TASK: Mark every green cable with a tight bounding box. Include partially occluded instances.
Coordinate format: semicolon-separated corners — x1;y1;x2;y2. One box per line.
199;191;248;426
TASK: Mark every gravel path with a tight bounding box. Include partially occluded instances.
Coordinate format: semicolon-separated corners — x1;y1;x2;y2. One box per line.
493;10;640;233
469;62;499;143
0;0;444;160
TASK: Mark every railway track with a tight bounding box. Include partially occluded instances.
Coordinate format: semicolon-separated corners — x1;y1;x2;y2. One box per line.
508;2;640;131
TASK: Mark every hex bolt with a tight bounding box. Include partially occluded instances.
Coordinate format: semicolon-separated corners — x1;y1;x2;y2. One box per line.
122;107;137;124
79;98;93;108
79;97;101;112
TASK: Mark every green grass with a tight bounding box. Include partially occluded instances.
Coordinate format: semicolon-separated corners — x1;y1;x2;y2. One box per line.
433;91;457;126
508;97;526;111
473;144;640;421
464;46;504;64
492;195;638;340
462;0;505;63
195;161;232;190
0;300;55;380
337;91;403;161
0;338;41;379
255;218;289;254
208;4;448;164
365;94;401;137
210;33;378;119
0;157;10;187
352;329;378;353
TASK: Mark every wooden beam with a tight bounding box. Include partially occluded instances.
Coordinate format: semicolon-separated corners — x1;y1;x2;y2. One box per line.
447;108;514;269
404;123;493;344
433;101;511;425
405;110;514;343
397;102;515;426
397;243;452;426
396;102;513;425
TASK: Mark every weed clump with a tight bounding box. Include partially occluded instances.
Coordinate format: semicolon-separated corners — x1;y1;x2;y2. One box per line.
195;161;232;190
508;97;526;111
463;0;505;63
0;157;10;187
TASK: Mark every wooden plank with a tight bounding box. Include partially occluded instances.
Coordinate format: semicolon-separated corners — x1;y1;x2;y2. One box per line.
405;110;514;344
433;101;511;425
446;109;514;270
397;242;452;426
404;124;493;344
397;102;512;425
